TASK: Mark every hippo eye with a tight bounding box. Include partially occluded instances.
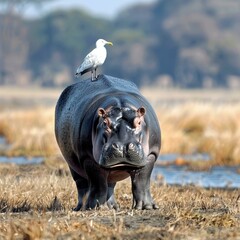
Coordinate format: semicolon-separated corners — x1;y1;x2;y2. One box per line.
103;119;112;134
133;117;141;128
103;118;111;128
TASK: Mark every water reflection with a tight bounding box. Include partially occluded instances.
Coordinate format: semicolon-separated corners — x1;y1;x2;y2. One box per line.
153;165;240;188
0;156;43;165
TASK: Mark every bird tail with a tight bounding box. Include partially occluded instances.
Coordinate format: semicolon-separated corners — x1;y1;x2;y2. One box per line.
80;67;93;75
75;67;93;78
75;68;85;77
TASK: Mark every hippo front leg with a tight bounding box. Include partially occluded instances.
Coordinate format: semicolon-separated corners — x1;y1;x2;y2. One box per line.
69;168;89;211
130;154;159;210
107;182;119;210
84;160;109;209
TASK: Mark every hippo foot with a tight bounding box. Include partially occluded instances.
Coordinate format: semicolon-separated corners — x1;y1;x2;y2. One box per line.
72;199;99;211
73;203;82;211
73;194;119;211
83;188;109;210
132;191;159;210
85;197;101;210
132;185;159;210
84;197;119;211
133;200;159;210
107;195;119;210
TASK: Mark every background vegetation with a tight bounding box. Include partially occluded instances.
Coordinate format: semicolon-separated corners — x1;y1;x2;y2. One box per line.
1;0;240;88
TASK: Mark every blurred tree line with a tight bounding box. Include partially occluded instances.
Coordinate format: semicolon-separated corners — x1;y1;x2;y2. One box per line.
0;0;240;88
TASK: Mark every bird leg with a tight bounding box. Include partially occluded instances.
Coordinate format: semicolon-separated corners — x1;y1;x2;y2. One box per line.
91;68;98;81
94;68;97;79
91;70;94;81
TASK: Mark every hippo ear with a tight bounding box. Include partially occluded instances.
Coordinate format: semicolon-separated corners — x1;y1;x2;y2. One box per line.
137;107;146;117
98;108;107;118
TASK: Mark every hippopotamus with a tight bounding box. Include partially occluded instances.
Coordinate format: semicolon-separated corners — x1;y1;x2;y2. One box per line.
55;75;161;210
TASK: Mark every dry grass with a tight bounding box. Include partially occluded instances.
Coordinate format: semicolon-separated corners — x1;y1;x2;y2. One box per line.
0;163;239;239
0;107;58;157
157;102;240;165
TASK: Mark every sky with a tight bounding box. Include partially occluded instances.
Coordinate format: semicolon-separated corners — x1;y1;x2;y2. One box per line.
25;0;155;19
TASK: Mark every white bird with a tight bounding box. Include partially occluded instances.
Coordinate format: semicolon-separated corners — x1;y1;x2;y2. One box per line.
75;39;113;81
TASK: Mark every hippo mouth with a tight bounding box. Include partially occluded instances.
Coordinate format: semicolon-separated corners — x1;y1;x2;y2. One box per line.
100;158;145;169
99;142;145;169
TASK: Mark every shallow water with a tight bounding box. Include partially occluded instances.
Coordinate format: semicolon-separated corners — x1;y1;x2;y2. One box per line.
153;165;240;188
0;156;43;164
154;154;240;188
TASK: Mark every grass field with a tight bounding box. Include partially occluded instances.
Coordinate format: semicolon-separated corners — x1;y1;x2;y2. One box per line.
0;163;239;239
0;86;240;239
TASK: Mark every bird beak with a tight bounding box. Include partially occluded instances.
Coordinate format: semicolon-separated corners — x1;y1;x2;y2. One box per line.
107;41;113;46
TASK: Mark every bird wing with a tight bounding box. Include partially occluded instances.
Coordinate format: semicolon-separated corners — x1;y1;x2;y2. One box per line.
76;48;98;74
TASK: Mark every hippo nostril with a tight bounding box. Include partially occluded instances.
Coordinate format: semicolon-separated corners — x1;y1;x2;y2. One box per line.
111;143;124;158
112;143;118;149
112;143;123;151
128;143;134;150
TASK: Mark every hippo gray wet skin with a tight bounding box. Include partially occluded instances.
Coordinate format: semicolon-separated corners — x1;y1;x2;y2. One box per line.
55;75;161;210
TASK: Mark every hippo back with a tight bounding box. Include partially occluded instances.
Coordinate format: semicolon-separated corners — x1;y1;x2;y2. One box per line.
55;75;141;123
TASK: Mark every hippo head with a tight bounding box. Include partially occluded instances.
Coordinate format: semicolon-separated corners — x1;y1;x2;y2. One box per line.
93;106;149;169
